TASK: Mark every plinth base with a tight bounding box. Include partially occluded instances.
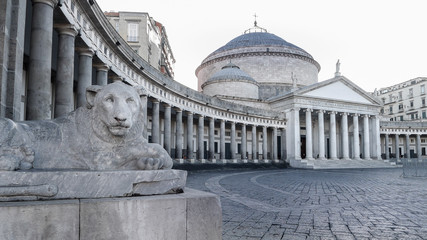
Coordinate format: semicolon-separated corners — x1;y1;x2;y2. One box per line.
0;188;222;240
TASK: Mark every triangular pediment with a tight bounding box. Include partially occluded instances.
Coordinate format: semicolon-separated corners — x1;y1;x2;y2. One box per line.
301;80;373;104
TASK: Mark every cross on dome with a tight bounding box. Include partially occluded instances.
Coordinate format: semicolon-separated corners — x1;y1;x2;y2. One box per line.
244;14;267;34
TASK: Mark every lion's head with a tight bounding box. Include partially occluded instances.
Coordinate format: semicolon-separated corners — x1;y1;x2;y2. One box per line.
85;82;146;142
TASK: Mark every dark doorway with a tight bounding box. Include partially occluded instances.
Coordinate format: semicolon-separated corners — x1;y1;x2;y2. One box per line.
225;143;231;159
204;141;208;159
300;136;306;159
277;136;281;159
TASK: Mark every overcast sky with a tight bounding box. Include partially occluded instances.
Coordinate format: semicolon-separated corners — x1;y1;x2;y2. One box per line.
97;0;427;92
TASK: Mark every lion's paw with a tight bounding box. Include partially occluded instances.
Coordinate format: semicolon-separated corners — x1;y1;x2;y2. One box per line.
137;158;162;170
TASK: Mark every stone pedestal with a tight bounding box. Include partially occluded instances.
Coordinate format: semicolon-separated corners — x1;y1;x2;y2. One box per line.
0;188;222;240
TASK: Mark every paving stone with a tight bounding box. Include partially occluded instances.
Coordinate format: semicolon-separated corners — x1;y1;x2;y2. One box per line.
186;168;427;240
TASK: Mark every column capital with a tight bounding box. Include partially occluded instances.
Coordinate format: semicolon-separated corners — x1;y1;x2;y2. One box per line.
163;103;171;108
352;113;360;117
93;63;110;72
363;114;371;118
174;107;182;112
111;75;123;83
76;47;95;57
54;24;77;37
340;112;349;116
328;111;336;115
186;111;193;116
32;0;58;8
317;109;325;114
291;107;300;112
304;108;313;113
151;98;160;103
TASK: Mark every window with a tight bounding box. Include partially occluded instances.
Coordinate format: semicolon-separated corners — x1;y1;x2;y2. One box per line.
381;98;386;104
423;111;426;119
398;104;403;110
421;85;425;95
400;116;403;121
115;21;119;31
389;95;393;102
423;98;426;106
398;91;403;100
409;88;413;98
410;101;414;108
127;23;138;42
389;106;393;114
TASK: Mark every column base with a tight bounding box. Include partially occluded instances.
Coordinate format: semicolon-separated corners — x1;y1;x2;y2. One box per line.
189;159;196;164
211;159;217;164
232;159;238;163
328;157;339;161
341;157;351;161
200;159;207;163
317;157;327;161
221;159;227;164
305;157;315;161
242;159;248;163
363;158;372;161
263;159;270;163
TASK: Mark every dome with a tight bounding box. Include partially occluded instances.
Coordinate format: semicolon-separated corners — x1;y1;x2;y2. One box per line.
196;28;320;99
202;62;259;100
207;32;313;59
206;62;256;83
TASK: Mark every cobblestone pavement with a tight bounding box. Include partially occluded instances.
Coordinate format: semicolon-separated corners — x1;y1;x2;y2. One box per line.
186;168;427;240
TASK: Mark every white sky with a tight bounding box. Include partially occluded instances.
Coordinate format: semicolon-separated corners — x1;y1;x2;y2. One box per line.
97;0;427;92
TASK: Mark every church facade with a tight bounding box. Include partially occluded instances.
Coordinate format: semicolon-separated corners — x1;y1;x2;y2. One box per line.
0;0;423;169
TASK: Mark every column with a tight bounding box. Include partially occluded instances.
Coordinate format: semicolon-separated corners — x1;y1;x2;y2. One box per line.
27;0;58;120
175;109;183;159
151;100;160;144
385;134;390;160
262;126;268;161
220;120;225;161
353;114;361;159
197;115;204;160
209;117;215;161
394;134;400;162
273;127;278;161
230;122;236;160
281;128;286;161
341;112;350;160
140;90;148;139
252;125;257;161
94;63;109;86
305;109;314;160
405;134;410;158
76;48;94;108
286;108;301;160
241;124;247;160
363;114;370;159
373;116;381;159
163;104;171;155
318;110;326;160
1;0;27;120
54;24;77;118
416;134;421;160
329;111;338;160
186;112;194;160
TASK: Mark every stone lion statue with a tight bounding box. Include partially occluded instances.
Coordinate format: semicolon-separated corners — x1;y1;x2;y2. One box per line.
0;82;173;171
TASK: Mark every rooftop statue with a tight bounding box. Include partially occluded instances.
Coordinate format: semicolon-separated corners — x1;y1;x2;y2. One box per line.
0;82;173;171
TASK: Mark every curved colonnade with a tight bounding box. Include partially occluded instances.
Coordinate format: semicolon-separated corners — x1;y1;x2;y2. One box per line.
20;0;286;164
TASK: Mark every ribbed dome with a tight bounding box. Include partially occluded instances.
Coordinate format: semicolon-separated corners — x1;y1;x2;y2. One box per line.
207;62;255;82
207;32;312;59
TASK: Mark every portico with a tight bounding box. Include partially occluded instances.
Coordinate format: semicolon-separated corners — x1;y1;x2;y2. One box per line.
269;76;383;168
